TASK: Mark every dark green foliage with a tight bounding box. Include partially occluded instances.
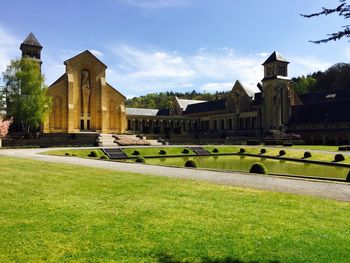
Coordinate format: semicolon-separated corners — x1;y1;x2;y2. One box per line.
239;148;245;153
184;160;197;168
65;153;71;156
72;154;77;156
249;162;267;174
182;148;189;154
159;149;167;155
88;150;98;157
334;154;345;162
135;157;145;163
100;155;109;160
283;142;293;147
279;150;286;156
132;150;140;156
212;148;219;153
304;151;312;158
346;171;350;182
260;148;267;154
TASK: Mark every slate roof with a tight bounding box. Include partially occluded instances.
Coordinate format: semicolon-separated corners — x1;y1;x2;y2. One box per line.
156;108;170;116
21;32;42;48
175;97;206;111
298;88;350;105
290;99;350;124
262;51;289;65
184;99;227;115
125;108;159;116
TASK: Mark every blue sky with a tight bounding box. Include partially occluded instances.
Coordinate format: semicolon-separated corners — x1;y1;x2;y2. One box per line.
0;0;349;97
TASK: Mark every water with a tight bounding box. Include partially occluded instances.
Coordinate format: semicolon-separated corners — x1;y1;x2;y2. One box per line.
139;155;348;180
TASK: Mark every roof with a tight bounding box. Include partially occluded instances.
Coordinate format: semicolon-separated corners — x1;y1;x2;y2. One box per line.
242;84;261;98
298;88;350;105
175;97;206;111
21;32;42;48
290;99;350;124
64;50;107;68
184;99;227;115
126;108;159;116
262;51;289;65
49;73;67;87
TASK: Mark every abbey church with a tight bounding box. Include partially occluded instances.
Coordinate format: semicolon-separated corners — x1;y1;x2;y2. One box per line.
19;33;350;145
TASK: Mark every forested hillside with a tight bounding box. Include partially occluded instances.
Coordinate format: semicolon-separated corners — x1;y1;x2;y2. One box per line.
126;63;350;109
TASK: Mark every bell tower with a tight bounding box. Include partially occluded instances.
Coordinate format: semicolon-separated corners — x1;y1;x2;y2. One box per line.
261;51;292;134
20;32;43;70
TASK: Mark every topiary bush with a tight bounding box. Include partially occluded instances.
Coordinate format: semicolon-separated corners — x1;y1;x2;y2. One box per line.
65;153;71;156
135;157;145;163
346;171;350;182
100;155;109;160
182;148;190;154
185;160;197;168
279;150;286;156
132;150;140;156
239;148;245;153
338;146;347;151
88;150;98;157
159;149;167;155
72;154;77;157
213;148;219;153
334;153;345;162
249;162;267;174
260;148;267;154
304;151;312;158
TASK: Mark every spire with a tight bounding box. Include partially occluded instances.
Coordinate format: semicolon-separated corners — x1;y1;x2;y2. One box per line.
21;32;42;48
262;51;289;65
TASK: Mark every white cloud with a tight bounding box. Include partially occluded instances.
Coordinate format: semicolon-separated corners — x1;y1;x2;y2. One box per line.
0;25;20;84
90;49;104;57
121;0;190;9
290;57;332;77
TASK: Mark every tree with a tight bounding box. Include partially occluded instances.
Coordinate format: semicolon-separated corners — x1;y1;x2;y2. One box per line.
2;58;51;134
301;0;350;43
293;76;317;94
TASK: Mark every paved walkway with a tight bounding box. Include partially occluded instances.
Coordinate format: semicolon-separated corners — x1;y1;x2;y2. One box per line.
1;147;350;202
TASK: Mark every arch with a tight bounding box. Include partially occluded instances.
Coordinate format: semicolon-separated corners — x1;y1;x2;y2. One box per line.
53;96;62;129
325;134;336;146
313;135;323;145
302;135;312;145
338;134;349;145
127;119;132;130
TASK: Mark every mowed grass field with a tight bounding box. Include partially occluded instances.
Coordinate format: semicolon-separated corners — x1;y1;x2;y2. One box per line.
0;157;350;262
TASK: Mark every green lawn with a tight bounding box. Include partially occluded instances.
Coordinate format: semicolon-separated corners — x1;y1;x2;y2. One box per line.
41;148;107;158
0;157;350;262
122;147;195;157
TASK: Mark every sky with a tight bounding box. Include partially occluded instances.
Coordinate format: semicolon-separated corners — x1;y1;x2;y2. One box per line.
0;0;349;98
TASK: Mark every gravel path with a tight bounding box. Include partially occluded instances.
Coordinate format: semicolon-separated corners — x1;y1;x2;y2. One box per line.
1;147;350;202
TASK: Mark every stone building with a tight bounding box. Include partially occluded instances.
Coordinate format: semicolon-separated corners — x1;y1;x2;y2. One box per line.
17;33;350;145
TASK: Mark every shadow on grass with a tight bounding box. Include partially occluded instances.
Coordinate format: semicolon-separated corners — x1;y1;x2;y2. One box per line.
157;253;280;263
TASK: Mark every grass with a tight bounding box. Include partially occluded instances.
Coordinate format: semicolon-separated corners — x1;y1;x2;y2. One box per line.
41;149;107;159
122;147;196;157
1;157;350;262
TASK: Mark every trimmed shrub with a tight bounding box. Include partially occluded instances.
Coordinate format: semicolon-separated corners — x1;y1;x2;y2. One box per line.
260;148;267;154
249;162;267;174
279;150;286;156
239;148;245;153
304;151;312;158
334;153;345;162
159;149;167;155
182;148;190;154
100;155;109;160
65;153;71;156
213;148;219;153
72;154;77;157
88;150;98;157
338;146;347;151
132;150;140;156
283;142;293;147
346;171;350;182
135;157;145;163
185;160;197;168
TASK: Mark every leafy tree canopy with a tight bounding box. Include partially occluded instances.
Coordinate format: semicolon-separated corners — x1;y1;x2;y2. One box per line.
2;58;51;133
301;0;350;43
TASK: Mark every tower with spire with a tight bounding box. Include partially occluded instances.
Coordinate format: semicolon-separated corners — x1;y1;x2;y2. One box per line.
20;32;43;69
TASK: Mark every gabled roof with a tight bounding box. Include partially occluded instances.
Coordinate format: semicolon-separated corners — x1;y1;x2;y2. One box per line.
184;99;227;115
262;51;289;65
232;80;261;98
49;73;67;87
175;97;206;111
21;32;42;48
298;88;350;105
64;50;107;69
126;108;159;116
